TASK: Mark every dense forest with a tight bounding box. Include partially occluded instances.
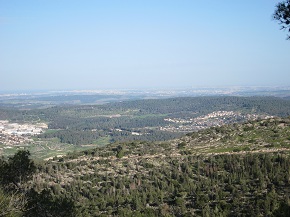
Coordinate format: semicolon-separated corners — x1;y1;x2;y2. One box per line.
2;96;290;122
1;117;290;216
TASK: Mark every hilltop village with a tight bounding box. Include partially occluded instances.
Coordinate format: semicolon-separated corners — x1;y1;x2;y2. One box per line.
161;111;274;132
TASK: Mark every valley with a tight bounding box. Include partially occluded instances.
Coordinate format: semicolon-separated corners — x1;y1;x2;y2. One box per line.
0;96;290;159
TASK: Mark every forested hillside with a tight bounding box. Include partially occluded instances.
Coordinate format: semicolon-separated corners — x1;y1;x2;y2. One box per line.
1;117;289;216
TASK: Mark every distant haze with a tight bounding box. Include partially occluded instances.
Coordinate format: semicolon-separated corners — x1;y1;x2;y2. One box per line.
0;0;290;91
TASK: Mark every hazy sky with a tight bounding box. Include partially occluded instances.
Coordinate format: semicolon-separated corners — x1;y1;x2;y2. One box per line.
1;0;290;91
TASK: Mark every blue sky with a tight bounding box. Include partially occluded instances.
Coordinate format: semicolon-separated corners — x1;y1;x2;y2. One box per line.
0;0;289;91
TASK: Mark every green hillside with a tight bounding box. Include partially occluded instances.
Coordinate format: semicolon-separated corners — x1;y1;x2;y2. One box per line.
18;117;290;216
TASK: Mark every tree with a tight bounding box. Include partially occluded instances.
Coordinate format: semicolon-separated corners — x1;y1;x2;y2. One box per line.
0;187;26;217
0;151;36;216
116;145;125;158
273;0;290;39
25;189;76;217
0;150;36;189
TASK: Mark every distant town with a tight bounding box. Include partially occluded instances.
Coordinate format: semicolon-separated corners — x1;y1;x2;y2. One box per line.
0;120;47;146
160;111;274;132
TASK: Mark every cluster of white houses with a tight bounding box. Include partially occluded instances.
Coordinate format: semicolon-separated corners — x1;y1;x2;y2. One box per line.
161;111;274;132
0;120;47;146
